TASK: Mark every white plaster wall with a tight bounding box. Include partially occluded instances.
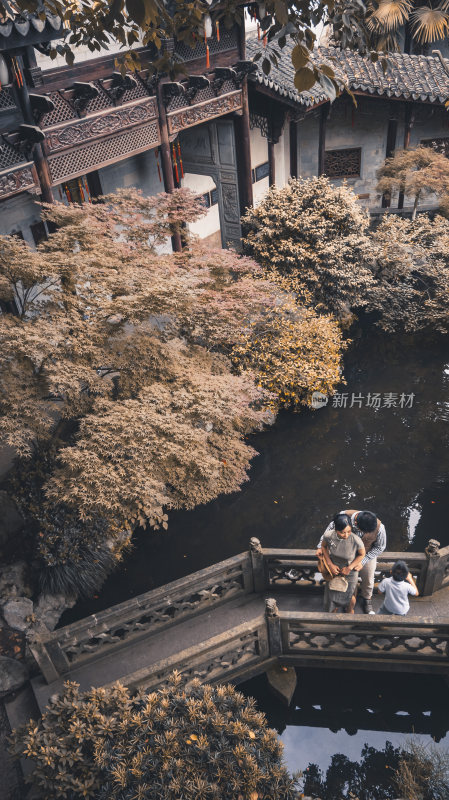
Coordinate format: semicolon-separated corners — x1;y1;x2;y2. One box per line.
250;125;268;167
274;123;290;189
298;113;319;178
35;35;143;71
298;98;449;212
97;148;162;196
250;125;269;205
0;191;43;242
323;99;388;208
181;172;220;239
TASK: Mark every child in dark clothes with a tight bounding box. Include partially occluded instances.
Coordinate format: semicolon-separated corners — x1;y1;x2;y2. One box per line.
377;559;419;615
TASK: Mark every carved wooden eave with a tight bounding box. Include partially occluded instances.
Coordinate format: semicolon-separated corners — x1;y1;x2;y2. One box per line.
0;160;39;200
43;97;160;186
167;90;242;135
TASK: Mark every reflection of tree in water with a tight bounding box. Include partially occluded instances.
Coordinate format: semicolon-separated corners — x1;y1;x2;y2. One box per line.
239;670;449;743
302;741;401;799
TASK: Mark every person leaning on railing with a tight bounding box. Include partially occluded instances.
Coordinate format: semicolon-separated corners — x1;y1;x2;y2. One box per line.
317;509;387;614
316;513;366;614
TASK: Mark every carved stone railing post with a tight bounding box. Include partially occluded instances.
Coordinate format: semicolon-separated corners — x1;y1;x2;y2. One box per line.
249;537;266;593
421;539;444;596
28;640;60;684
265;598;282;656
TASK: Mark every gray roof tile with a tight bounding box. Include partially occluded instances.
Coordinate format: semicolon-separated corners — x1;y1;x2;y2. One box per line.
247;38;449;106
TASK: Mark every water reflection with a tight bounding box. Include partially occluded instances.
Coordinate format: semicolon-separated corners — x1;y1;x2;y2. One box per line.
238;668;449;782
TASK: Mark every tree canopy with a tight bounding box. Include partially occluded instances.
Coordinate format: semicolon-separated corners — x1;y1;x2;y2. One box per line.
0;187;343;595
376;146;449;218
242;175;449;333
365;0;449;52
3;0;378;99
242;176;375;325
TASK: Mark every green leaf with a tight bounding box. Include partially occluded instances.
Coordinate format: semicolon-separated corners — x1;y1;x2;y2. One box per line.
319;73;337;103
262;58;271;75
294;67;316;92
126;0;146;27
291;44;310;71
274;0;288;26
320;63;335;79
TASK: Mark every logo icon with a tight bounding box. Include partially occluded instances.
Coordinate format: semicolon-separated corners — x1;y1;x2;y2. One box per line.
311;391;328;409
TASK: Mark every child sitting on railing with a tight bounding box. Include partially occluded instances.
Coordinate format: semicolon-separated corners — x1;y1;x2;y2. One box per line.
377;560;419;616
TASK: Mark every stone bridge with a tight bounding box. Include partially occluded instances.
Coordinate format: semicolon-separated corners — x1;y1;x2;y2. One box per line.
25;537;449;715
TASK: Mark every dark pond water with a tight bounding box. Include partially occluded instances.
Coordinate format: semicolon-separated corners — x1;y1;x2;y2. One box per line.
63;333;449;623
239;668;449;794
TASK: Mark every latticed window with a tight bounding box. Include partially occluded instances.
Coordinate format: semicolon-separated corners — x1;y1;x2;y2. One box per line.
324;147;362;178
421;137;449;157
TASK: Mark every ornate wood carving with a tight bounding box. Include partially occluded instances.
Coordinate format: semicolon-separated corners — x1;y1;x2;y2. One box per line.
48;121;160;185
324;147;362;178
0;162;38;200
167;91;242;134
45;98;158;154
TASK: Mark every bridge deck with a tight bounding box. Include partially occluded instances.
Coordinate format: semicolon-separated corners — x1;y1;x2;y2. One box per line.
31;584;449;714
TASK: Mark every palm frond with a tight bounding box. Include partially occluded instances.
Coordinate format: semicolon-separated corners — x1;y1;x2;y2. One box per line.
410;5;449;42
367;0;413;33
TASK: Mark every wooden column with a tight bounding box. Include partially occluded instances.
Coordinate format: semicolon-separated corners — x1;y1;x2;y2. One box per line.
156;80;182;252
268;139;275;186
235;81;254;210
235;22;253;210
382;117;398;208
318;103;328;176
13;53;54;203
289;119;298;179
398;102;414;210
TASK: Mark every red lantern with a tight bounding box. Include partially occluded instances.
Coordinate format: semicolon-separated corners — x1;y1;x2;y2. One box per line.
177;141;184;178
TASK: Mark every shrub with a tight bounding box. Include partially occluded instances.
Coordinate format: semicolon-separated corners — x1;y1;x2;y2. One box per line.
11;674;299;800
242;177;375;324
369;214;449;333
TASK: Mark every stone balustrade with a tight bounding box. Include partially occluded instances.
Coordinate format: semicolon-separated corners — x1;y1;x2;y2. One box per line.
30;538;449;684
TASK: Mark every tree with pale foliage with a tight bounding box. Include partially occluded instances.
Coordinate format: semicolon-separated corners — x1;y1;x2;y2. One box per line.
242;177;375;326
0;188;343;594
376;146;449;219
10;673;299;800
368;212;449;333
232;300;345;408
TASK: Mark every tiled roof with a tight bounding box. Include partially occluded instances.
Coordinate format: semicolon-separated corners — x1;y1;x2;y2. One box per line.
0;1;62;39
247;38;449;107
